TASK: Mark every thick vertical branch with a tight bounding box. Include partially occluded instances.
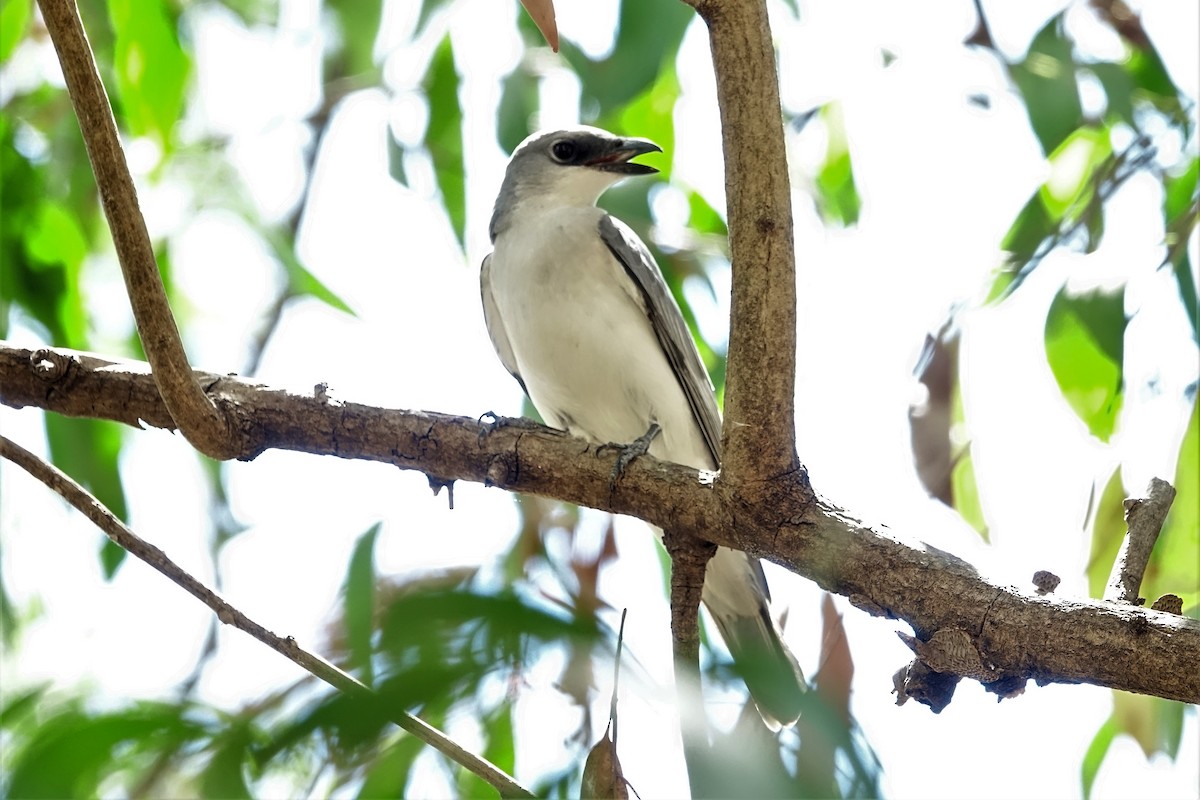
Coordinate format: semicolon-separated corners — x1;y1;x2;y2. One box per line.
689;0;799;483
36;0;240;460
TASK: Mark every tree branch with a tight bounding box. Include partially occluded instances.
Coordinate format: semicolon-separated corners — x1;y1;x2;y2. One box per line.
4;342;1197;705
0;432;534;799
664;529;715;797
35;0;241;460
1105;478;1177;604
683;0;800;484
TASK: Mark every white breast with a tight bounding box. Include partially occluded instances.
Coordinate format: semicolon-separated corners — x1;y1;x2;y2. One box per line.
488;206;715;471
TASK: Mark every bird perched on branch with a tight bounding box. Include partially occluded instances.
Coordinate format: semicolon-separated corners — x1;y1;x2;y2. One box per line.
481;126;805;728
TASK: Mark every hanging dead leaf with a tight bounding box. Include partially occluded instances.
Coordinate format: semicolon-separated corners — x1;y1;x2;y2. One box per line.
519;0;559;52
581;728;628;799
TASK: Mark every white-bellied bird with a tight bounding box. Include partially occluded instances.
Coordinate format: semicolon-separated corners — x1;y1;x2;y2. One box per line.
481;126;805;728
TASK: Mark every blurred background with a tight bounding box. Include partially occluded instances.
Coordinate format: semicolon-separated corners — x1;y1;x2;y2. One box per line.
1;0;1196;797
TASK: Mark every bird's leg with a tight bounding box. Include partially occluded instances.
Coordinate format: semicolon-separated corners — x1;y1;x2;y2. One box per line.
477;411;550;446
599;422;662;490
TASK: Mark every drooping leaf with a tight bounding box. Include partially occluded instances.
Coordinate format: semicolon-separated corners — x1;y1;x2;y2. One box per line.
1147;398;1199;614
1112;692;1186;761
1081;716;1119;799
457;704;516;798
950;446;988;542
1044;285;1127;441
1009;13;1082;155
496;62;539;154
107;0;191;149
518;0;558;52
0;0;32;64
813;103;860;226
200;722;254;800
421;34;466;247
562;0;692;117
1085;468;1126;599
344;523;382;685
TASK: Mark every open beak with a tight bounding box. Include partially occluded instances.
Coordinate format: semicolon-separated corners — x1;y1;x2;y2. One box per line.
585;137;662;175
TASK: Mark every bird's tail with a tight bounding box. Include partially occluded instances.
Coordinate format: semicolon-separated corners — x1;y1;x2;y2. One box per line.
704;549;806;729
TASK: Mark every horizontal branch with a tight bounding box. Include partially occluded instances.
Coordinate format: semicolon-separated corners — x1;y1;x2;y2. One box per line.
3;342;1198;704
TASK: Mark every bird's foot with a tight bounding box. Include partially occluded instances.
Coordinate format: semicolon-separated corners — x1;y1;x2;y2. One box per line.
477;411;544;446
599;422;661;490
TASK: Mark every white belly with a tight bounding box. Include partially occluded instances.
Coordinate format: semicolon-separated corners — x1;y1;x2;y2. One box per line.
489;209;715;471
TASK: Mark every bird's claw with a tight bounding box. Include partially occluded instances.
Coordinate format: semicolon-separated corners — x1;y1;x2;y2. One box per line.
601;422;662;491
477;411;544;446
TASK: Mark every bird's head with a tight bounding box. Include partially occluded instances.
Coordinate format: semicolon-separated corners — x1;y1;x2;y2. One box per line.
490;127;661;239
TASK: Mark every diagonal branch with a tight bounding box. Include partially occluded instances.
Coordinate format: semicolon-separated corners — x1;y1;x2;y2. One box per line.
3;342;1197;705
0;433;534;799
36;0;241;460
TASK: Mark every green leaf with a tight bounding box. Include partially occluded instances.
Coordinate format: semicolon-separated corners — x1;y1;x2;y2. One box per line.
325;0;383;77
422;35;465;247
1085;468;1127;599
357;735;425;798
813;103;861;226
607;65;679;174
497;63;539;155
344;523;382;685
200;723;254;800
44;414;128;522
1087;62;1135;127
1148;398;1199;613
1010;13;1082;155
951;446;988;542
1163;156;1198;223
562;0;692;116
1044;285;1127;441
1081;716;1119;799
107;0;191;148
1112;692;1185;760
1040;127;1112;220
0;0;33;64
687;190;728;237
457;705;515;798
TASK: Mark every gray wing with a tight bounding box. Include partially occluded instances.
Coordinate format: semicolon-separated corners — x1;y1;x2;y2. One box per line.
598;215;722;464
480;253;527;395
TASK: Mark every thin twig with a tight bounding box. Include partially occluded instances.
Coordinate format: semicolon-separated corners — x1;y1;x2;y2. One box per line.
36;0;239;460
1104;478;1177;604
0;434;534;799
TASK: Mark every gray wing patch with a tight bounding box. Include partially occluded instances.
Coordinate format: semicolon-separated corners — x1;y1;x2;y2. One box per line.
480;253;527;395
598;215;722;464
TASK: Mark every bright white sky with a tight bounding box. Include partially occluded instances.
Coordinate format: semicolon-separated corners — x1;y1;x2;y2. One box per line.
2;0;1197;798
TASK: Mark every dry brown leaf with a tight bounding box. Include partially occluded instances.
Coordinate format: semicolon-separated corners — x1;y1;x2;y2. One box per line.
519;0;559;52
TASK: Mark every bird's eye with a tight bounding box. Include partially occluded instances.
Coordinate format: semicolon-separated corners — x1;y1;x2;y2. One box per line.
550;140;577;162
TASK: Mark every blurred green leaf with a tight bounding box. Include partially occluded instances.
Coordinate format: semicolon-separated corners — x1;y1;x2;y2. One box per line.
357;734;425;799
1125;46;1189;134
1081;716;1119;799
1087;62;1135;127
415;0;454;35
497;62;539;154
5;703;205;799
457;704;515;798
0;0;32;64
814;103;860;226
608;65;679;173
0;684;48;728
563;0;692;116
1044;285;1127;441
344;523;382;685
200;722;254;800
1040;127;1112;220
1113;692;1185;760
1010;13;1082;155
687;190;728;237
1147;398;1199;614
326;0;383;77
44;414;128;531
1163;156;1198;223
107;0;191;148
422;34;466;247
951;446;988;542
1085;468;1126;599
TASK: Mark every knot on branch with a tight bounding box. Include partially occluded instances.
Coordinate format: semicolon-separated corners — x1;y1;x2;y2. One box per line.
898;628;1001;682
30;348;75;383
